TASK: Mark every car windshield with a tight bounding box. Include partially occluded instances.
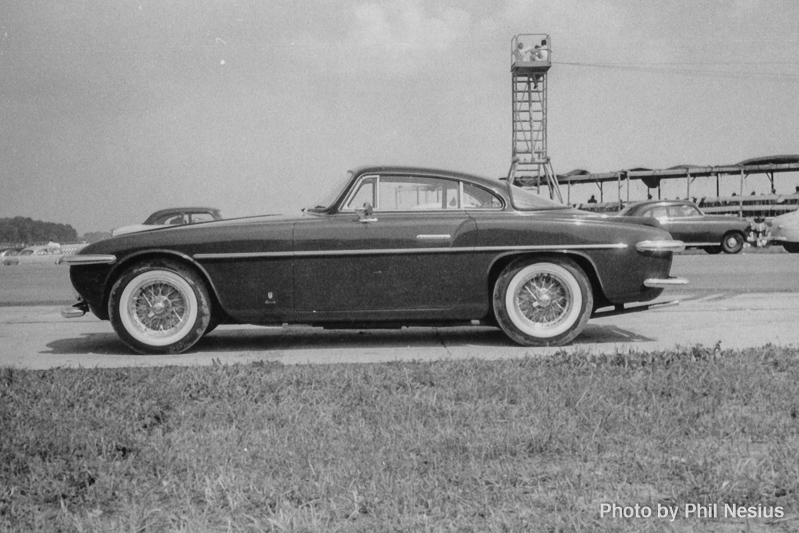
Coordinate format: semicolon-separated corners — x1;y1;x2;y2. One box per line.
306;171;354;212
508;183;569;210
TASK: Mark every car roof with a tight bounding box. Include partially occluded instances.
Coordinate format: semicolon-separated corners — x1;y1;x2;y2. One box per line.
143;207;221;224
350;165;505;191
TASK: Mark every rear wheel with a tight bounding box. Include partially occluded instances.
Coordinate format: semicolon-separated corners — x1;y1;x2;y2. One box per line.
721;232;744;254
493;257;593;346
109;259;211;354
784;242;799;254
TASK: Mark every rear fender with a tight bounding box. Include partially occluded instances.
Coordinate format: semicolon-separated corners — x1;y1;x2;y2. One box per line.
486;251;610;313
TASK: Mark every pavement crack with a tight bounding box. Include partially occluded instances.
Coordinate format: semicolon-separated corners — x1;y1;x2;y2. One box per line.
434;328;454;357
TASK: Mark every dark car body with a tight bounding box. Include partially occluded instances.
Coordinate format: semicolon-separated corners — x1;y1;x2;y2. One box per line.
63;166;686;354
618;200;751;254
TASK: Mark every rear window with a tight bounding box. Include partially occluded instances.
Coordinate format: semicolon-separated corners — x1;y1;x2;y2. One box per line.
508;183;568;210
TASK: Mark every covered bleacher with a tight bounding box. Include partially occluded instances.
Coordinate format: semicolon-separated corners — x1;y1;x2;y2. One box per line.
555;155;799;218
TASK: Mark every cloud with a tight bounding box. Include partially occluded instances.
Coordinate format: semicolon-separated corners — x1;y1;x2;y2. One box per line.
339;1;471;74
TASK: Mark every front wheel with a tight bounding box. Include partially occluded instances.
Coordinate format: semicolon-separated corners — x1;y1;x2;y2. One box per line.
721;232;744;254
493;258;593;346
109;260;211;354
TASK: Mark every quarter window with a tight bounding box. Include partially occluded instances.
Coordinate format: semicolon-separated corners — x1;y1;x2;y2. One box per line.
463;183;503;209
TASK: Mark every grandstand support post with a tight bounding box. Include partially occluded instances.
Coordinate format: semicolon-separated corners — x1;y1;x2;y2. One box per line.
716;173;720;197
686;170;691;200
739;169;745;217
626;174;630;203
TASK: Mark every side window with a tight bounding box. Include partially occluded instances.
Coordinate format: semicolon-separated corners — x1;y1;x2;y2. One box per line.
667;205;698;218
190;213;216;223
164;215;186;225
463;183;503;209
346;177;375;209
647;207;668;219
378;176;459;211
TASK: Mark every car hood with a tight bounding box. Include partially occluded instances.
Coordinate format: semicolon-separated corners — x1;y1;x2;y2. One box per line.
78;213;295;255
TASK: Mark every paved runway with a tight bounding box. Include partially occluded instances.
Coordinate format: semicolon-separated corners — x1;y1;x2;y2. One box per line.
1;253;797;368
1;290;797;369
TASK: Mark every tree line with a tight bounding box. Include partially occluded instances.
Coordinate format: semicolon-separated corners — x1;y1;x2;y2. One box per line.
0;217;79;245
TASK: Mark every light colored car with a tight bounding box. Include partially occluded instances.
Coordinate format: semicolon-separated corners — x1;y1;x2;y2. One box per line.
2;245;64;266
112;207;222;236
769;209;799;253
0;247;23;260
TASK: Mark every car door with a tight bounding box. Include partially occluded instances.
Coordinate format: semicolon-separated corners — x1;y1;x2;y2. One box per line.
659;204;707;244
292;173;479;317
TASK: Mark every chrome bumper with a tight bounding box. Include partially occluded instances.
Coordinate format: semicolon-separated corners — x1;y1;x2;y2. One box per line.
592;299;680;318
636;240;686;253
61;300;90;319
644;277;689;288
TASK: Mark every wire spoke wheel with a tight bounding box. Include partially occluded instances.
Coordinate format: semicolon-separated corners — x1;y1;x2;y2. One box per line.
129;280;191;337
515;272;573;329
494;258;592;346
110;260;211;354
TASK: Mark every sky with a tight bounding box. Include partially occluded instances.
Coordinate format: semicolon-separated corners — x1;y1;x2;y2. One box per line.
2;0;798;235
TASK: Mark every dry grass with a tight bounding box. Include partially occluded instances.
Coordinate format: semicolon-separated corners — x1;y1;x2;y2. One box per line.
2;345;798;532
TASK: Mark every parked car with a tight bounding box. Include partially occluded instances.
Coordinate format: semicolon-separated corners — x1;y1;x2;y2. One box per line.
768;209;799;253
111;207;222;236
0;247;23;260
618;199;751;254
3;245;64;266
62;166;686;354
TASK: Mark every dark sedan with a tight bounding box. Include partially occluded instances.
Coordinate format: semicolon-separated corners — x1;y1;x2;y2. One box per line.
62;166;686;354
618;200;751;254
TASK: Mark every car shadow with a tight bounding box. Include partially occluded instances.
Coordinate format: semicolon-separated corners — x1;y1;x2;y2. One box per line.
43;323;654;357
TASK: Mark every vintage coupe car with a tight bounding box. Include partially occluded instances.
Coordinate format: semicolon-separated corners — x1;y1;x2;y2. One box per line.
62;166;687;354
768;209;799;253
111;207;222;236
618;199;751;254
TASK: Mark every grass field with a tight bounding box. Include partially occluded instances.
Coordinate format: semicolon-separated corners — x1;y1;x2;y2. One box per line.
2;345;797;532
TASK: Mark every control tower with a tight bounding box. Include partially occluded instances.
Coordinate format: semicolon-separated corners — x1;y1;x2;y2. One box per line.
509;34;562;202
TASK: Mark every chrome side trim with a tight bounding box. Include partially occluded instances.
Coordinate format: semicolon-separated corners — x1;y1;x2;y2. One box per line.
644;277;689;288
193;243;628;260
636;240;686;253
416;234;451;240
61;254;117;265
